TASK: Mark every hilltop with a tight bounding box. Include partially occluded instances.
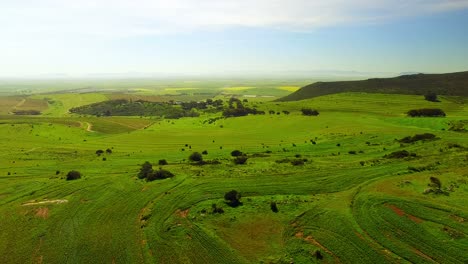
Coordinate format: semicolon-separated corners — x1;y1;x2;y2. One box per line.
277;71;468;101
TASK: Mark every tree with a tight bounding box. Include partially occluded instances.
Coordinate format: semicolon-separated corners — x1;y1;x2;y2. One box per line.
96;149;104;156
158;159;168;165
224;190;242;207
301;108;319;116
202;150;208;155
424;92;439;102
66;170;81;181
270;201;279;213
138;161;153;179
106;148;112;154
189;152;203;162
231;150;243;157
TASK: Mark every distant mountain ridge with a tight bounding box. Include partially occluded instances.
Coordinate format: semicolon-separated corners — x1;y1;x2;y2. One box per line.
277;71;468;101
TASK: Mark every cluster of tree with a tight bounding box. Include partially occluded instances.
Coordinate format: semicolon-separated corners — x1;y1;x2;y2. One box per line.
407;108;446;117
12;110;41;115
138;161;174;181
398;133;436;144
222;97;265;117
69;99;200;119
222;107;265;117
301;108;320;116
180;99;224;111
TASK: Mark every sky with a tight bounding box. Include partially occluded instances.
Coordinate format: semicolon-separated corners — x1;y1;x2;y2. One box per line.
1;0;468;78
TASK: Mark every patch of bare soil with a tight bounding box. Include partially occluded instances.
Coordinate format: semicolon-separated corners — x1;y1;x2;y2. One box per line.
176;209;190;218
386;204;423;223
35;207;49;219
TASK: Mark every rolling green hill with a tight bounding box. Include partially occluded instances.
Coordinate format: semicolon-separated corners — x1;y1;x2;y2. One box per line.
277;71;468;101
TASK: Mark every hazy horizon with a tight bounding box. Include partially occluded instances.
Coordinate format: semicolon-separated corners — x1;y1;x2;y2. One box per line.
1;0;468;77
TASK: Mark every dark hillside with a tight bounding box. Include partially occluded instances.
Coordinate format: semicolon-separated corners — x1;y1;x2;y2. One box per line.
277;71;468;101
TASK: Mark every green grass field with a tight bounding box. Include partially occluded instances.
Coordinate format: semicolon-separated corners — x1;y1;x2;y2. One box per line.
0;85;467;263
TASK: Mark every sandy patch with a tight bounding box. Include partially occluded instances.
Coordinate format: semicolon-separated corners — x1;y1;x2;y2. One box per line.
22;199;68;206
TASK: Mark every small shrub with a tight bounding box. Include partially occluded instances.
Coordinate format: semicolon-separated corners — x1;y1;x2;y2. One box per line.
106;148;112;154
202;150;208;155
313;250;323;260
55;170;60;175
291;159;305;166
224;190;242;207
348;150;357;155
158;159;168;165
270;201;278;213
231;150;243;157
429;176;442;189
189;152;203;162
233;156;248;165
66;170;81;181
384;150;415;159
211;204;224;214
95;149;104;156
399;133;436;143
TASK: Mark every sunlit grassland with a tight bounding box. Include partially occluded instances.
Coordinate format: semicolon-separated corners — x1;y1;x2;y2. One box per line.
0;92;467;263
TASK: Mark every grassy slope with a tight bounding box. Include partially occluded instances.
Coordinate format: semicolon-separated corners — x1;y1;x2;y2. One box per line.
0;93;467;263
278;71;468;102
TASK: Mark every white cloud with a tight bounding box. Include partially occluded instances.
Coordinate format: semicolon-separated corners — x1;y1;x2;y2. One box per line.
1;0;468;38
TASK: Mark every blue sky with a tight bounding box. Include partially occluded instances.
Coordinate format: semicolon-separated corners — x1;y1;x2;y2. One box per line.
1;0;468;77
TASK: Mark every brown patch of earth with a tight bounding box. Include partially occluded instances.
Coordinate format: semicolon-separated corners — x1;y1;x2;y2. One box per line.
35;207;49;219
176;209;190;218
303;235;340;263
450;214;465;223
412;248;434;261
386;204;423;223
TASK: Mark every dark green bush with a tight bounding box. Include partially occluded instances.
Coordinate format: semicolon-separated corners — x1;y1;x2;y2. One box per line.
189;152;203;162
66;170;81;181
407;108;445;117
231;150;243;157
301;108;319;116
146;169;174;181
224;190;242;207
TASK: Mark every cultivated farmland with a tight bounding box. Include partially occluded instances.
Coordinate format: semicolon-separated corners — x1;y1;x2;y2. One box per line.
0;77;467;264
